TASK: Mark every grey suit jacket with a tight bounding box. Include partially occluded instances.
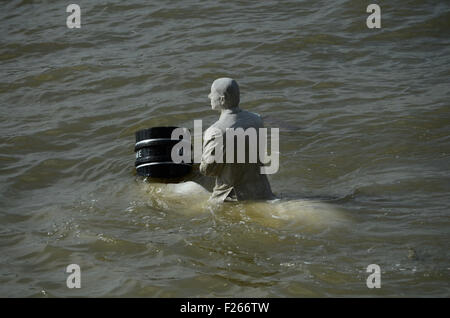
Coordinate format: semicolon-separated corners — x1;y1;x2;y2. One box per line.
199;107;274;202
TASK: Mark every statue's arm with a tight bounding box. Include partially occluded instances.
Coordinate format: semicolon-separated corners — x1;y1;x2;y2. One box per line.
199;128;224;177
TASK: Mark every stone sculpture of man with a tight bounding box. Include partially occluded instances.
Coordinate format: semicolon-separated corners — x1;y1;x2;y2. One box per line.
200;78;275;202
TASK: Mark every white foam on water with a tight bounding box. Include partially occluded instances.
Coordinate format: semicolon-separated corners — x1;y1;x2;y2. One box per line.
137;181;349;229
242;198;348;230
137;181;211;215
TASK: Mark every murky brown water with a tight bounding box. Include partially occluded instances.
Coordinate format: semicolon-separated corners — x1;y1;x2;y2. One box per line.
1;0;449;297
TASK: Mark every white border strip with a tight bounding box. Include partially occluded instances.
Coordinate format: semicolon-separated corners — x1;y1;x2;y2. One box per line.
136;162;191;169
135;138;190;148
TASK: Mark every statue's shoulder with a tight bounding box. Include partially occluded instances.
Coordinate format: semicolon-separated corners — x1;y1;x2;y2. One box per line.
204;123;223;140
240;110;263;125
240;109;261;118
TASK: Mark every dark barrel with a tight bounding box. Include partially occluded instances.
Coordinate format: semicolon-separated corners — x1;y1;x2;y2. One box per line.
134;126;192;179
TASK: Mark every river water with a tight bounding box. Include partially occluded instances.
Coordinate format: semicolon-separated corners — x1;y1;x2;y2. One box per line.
1;0;449;297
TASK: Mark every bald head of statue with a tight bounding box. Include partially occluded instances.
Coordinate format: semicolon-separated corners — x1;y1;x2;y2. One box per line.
208;78;240;111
